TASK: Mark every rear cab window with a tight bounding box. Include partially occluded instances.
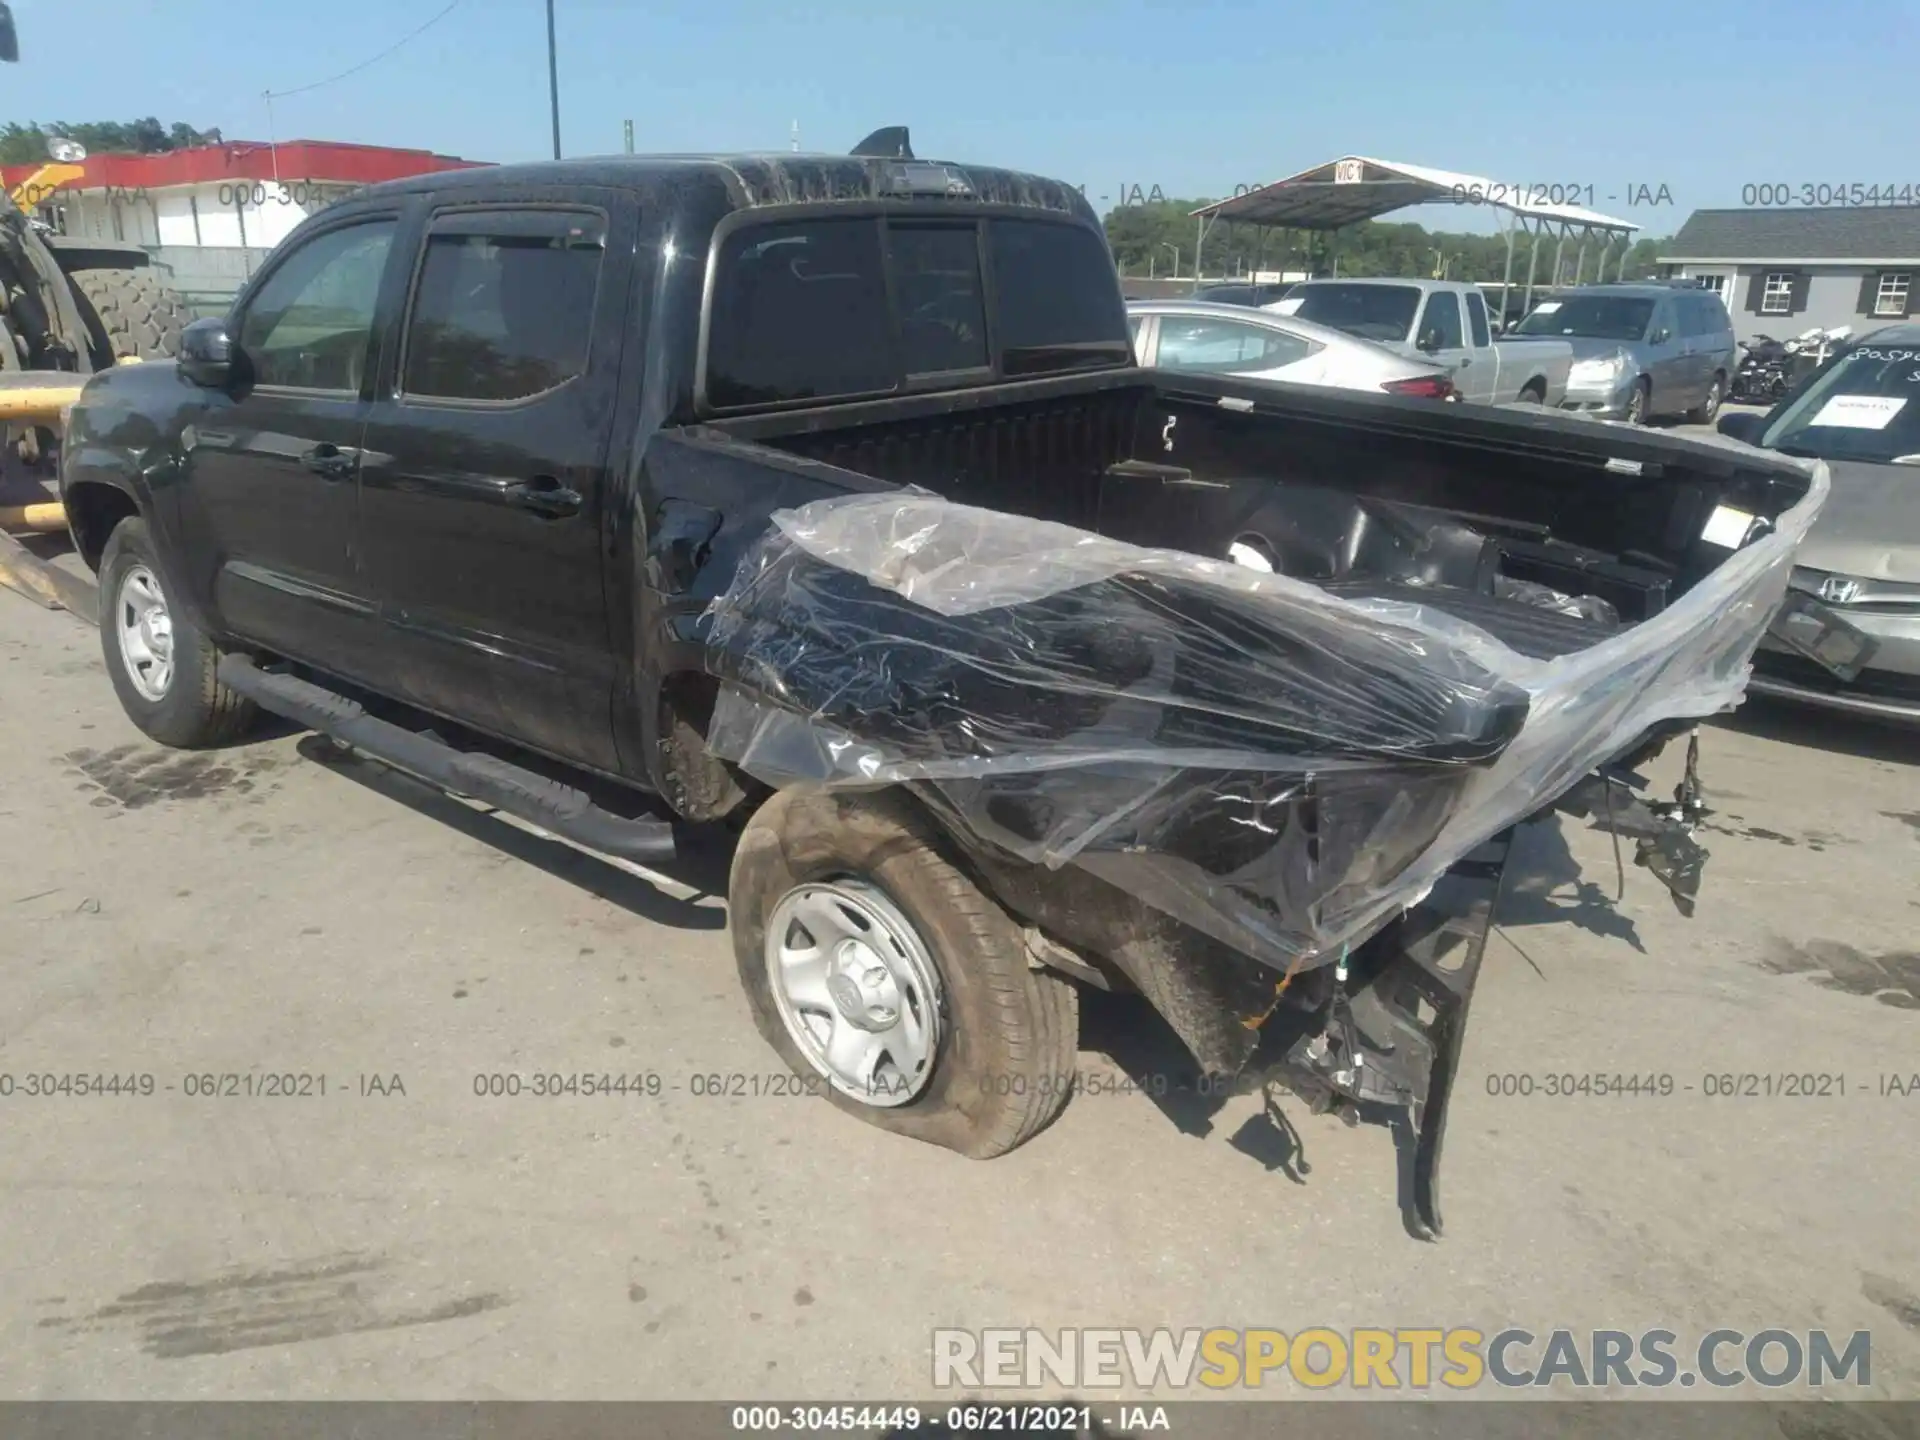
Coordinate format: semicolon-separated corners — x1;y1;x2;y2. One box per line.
701;212;1131;412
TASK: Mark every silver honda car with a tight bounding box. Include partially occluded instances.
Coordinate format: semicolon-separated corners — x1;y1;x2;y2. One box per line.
1719;323;1920;723
1128;299;1457;399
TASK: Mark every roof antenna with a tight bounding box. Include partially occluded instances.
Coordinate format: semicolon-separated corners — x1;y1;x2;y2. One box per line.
851;126;913;160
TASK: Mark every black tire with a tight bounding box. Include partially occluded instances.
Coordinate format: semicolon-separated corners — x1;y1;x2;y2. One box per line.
729;786;1080;1160
1686;372;1726;425
1517;380;1546;405
65;267;190;361
98;517;257;748
1624;377;1652;425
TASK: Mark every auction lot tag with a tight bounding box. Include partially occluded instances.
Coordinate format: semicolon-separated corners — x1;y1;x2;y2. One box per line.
1530;301;1562;314
1700;503;1757;548
1808;394;1907;429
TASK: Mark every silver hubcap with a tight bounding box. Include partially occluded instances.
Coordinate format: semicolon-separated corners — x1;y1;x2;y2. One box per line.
765;880;943;1108
115;564;175;702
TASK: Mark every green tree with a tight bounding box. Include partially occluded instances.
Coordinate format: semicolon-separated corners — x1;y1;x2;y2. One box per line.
0;118;221;163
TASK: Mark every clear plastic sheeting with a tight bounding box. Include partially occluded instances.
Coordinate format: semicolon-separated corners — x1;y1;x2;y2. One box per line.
705;457;1827;968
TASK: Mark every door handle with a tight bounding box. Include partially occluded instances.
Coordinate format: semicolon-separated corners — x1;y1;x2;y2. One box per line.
505;476;582;518
300;444;359;480
1458;357;1473;367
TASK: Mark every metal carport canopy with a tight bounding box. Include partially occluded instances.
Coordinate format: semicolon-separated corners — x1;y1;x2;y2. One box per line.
1188;155;1641;313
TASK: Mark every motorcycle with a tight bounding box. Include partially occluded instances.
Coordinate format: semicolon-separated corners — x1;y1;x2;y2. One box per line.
1731;325;1852;404
1731;333;1789;403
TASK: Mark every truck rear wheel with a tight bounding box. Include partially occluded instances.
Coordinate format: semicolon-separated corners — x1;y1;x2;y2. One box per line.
729;787;1079;1159
65;267;190;361
99;517;256;748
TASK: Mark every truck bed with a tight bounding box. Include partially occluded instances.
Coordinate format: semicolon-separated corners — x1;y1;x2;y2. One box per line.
708;365;1811;626
698;371;1820;974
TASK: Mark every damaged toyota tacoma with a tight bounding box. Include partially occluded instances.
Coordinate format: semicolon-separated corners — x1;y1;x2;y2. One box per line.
58;130;1832;1235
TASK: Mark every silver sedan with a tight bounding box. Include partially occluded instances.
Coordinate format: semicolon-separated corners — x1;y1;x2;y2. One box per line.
1128;299;1457;399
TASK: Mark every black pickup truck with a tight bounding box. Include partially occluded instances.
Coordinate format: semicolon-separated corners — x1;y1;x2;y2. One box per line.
59;132;1825;1235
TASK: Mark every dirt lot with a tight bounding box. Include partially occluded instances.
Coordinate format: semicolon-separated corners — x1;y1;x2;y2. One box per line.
2;521;1918;1406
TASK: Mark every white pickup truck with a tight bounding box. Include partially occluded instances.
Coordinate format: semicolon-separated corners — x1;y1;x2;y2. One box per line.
1275;278;1573;406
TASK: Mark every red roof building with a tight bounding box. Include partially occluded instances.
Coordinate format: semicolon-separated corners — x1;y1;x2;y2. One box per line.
4;139;486;251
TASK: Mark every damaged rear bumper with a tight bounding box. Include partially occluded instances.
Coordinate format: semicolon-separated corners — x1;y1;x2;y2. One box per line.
700;476;1824;1232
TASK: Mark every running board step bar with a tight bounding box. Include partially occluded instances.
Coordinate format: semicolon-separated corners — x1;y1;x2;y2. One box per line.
217;656;676;863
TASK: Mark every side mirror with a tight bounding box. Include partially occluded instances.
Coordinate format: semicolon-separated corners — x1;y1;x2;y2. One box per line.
178;317;236;389
1651;327;1672;344
1416;329;1441;353
1716;411;1765;444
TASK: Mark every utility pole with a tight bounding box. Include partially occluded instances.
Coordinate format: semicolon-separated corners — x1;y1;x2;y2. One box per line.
546;0;562;160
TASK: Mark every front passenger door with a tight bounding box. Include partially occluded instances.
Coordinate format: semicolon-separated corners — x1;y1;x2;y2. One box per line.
1414;291;1476;397
175;215;401;670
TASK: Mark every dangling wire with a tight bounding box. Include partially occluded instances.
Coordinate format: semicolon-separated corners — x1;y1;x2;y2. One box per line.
263;0;467;101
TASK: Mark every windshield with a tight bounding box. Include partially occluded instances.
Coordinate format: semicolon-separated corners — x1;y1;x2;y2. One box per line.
1759;342;1920;465
1515;295;1656;341
1283;283;1421;342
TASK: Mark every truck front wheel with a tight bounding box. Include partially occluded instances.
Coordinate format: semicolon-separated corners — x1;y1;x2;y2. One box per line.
98;518;256;748
729;787;1079;1159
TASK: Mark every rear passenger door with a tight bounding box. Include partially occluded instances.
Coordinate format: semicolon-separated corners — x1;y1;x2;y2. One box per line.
354;193;636;772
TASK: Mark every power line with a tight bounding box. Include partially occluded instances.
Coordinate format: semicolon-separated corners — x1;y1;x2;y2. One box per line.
264;0;466;101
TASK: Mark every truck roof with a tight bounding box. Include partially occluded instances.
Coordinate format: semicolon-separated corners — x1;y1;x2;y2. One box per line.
349;152;1101;224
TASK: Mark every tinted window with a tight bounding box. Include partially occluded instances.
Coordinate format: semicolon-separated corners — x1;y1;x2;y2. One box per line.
989;219;1132;377
239;220;395;391
1514;294;1656;341
889;224;988;376
707;218;896;409
1154;317;1312;373
1418;292;1464;350
1759;342;1920;465
401;210;604;402
1464;291;1491;347
1694;293;1731;336
705;215;1130;410
1285;284;1422;342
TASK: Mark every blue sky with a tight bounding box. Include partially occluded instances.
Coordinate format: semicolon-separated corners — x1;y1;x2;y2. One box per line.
8;0;1920;234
